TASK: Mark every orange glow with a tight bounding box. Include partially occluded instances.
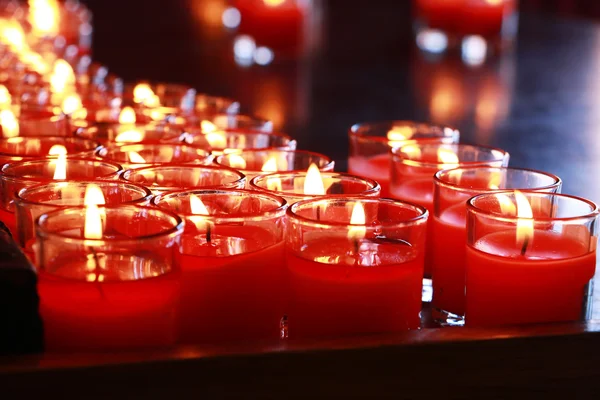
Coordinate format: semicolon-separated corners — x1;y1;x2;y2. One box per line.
118;107;136;124
227;154;247;169
304;163;325;195
348;202;366;241
0;109;19;138
437;148;459;169
29;0;60;36
514;190;534;245
264;0;285;6
261;156;278;172
48;144;67;179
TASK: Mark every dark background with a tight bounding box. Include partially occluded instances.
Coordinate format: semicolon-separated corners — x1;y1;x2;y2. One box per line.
81;0;600;210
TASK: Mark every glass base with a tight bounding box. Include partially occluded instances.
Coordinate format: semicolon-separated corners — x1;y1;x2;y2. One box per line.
431;307;465;327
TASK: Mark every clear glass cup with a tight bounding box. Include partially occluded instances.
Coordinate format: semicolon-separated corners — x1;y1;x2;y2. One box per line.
286;197;428;339
0;136;100;167
250;171;380;204
2;106;70;137
36;204;183;351
465;191;598;327
348;121;459;197
96;143;212;169
153;188;286;344
124;82;194;108
431;167;562;324
121;164;246;195
75;122;185;145
182;129;296;154
214;149;334;183
15;180;152;255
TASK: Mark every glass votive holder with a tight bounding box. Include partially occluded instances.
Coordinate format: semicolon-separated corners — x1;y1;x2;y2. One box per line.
214;149;335;183
96;143;212;169
286;197;428;339
75;122;185;145
194;93;240;115
121;164;246;195
0;136;100;167
249;171;380;205
391;143;509;277
124;82;194;108
195;114;273;133
15;180;152;256
465;191;598;327
0;158;123;236
153;189;287;344
348;121;459;197
413;0;518;58
431;167;562;324
182;129;296;154
35;205;183;351
1;107;69;137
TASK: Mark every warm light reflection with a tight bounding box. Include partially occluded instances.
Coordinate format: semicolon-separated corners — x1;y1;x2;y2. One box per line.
400;144;422;159
1;21;26;52
0;85;11;109
304;163;325;195
514;190;534;245
387;126;415;147
437;148;459;169
430;76;463;123
227;154;247;169
205;131;227;149
29;0;60;37
115;129;143;143
128;151;147;164
497;193;516;215
261;156;278;172
84;185;105;240
49;144;67;179
61;94;87;119
201;120;218;133
190;194;209;215
133;83;159;107
264;0;285;6
118;107;136;124
50;59;76;94
348;202;366;241
0;109;19;138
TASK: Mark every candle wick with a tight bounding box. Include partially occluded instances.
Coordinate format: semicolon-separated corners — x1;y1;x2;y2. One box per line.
520;236;529;256
353;238;360;265
206;223;212;244
316;206;321;221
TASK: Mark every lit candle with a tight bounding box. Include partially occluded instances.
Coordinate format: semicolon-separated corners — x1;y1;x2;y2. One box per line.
348;121;459;197
96;143;212;169
153;189;287;344
285;197;428;339
430;167;561;322
36;202;183;351
465;191;598;327
0;136;99;167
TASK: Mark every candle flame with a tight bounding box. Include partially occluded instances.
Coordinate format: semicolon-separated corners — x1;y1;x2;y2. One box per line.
227;154;247;169
0;109;19;138
437;148;459;169
115;129;144;143
264;0;285;6
348;202;366;241
261;156;278;172
29;0;60;36
514;190;534;245
83;184;105;240
1;21;26;52
61;93;86;119
128;151;147;164
49;144;67;179
190;194;209;215
401;144;422;159
387;126;414;147
50;59;75;94
118;107;136;124
201;120;218;133
0;85;11;109
304;163;325;195
205;131;227;149
133;83;159;106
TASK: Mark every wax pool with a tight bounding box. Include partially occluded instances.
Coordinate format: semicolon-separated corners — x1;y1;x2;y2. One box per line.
177;225;285;344
431;202;468;316
465;230;596;327
39;255;180;351
348;154;391;197
286;236;423;339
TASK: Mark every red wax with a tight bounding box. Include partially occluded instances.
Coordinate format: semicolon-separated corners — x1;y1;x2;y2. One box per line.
177;226;285;344
465;230;596;327
348;154;390;197
39;264;180;351
286;237;423;339
414;0;517;38
0;208;17;237
431;202;467;315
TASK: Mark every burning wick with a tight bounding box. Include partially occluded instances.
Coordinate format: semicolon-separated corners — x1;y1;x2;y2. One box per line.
520;236;529;256
514;190;534;256
190;194;212;244
348;202;366;262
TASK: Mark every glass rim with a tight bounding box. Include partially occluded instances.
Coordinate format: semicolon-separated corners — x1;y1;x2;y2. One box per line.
249;171;381;199
1;157;124;180
95;143;212;164
153;188;287;222
349;120;460;139
121;163;247;189
16;180;153;207
434;166;562;194
204;112;272;125
214;148;335;172
391;143;509;168
287;197;429;230
0;136;101;157
36;204;184;244
466;191;600;224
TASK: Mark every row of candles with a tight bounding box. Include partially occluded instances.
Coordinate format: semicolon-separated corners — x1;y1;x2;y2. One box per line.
0;1;596;351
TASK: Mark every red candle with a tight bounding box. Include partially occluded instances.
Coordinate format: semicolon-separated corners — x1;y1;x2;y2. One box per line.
153;189;287;344
182;126;294;154
0;136;100;167
97;143;212;169
465;191;598;327
285;197;428;339
36;204;184;351
431;167;561;320
390;143;509;276
348;121;460;197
